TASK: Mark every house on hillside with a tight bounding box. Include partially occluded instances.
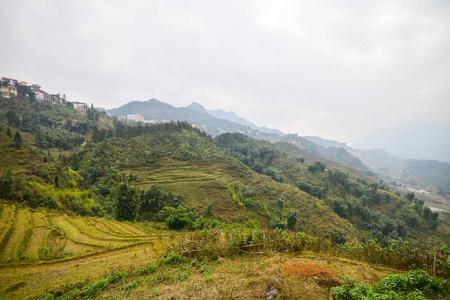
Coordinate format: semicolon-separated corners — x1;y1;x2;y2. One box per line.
1;77;18;97
0;85;18;97
1;77;18;86
127;114;144;122
36;91;65;105
72;101;88;110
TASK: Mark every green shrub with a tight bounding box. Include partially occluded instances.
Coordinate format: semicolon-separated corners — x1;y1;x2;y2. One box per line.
133;263;157;276
331;270;450;300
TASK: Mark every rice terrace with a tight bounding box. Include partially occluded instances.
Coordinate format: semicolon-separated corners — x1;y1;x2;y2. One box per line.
0;204;181;299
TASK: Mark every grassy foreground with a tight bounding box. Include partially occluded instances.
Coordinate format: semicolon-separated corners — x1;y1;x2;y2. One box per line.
78;253;397;300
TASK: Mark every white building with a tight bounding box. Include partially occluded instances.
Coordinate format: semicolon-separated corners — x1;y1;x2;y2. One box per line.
72;101;88;110
127;114;144;122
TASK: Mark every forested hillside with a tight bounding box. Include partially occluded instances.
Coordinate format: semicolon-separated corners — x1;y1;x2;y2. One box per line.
1;96;450;299
1;97;448;248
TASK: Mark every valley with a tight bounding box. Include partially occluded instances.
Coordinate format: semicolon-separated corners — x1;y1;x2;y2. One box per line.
0;94;449;299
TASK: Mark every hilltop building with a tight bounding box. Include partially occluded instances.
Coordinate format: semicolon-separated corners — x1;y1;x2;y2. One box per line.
72;101;88;111
1;76;94;111
1;77;18;97
127;114;144;122
1;75;71;106
36;92;66;105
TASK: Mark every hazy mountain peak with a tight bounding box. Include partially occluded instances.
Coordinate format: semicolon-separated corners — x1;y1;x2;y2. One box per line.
186;102;208;114
304;136;348;149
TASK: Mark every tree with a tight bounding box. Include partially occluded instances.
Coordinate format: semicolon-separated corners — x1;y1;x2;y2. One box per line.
28;88;36;102
6;127;12;138
114;179;141;222
287;210;297;231
35;129;47;147
330;229;347;245
140;183;165;213
308;161;326;172
6;110;21;127
405;192;415;202
158;205;196;230
276;197;285;216
423;207;431;220
13;131;23;148
431;220;439;231
30;84;41;90
0;170;15;200
430;212;439;221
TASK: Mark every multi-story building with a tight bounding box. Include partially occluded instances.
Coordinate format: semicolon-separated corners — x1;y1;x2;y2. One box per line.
1;77;18;97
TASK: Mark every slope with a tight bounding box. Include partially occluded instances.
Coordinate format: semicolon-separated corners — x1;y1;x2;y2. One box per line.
80;125;357;239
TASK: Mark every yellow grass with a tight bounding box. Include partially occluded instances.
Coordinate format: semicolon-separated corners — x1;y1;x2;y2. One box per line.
31;210;48;227
23;226;51;258
99;253;397;300
1;208;29;262
0;204;185;267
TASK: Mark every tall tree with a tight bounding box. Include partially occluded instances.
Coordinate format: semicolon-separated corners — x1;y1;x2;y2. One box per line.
287;210;297;231
406;192;415;202
0;170;15;200
13;131;23;148
114;178;141;221
6;127;12;138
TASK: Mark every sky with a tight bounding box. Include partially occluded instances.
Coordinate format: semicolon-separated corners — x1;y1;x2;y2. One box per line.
1;0;449;144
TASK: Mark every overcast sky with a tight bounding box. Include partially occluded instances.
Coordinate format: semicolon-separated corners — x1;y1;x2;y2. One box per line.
1;0;449;144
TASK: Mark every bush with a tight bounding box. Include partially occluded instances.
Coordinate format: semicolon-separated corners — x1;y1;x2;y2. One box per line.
331;270;450;300
308;161;326;172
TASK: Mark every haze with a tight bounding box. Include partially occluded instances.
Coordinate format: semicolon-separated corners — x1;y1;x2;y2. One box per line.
1;0;449;144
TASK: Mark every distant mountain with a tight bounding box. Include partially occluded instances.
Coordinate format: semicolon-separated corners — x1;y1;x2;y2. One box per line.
304;136;348;149
264;134;368;170
107;99;367;170
352;121;450;163
348;148;406;177
107;99;253;136
106;99;450;192
186;102;284;135
305;135;450;193
404;159;450;193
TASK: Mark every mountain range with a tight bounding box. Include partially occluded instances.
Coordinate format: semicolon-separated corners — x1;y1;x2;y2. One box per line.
186;102;284;135
107;99;283;136
107;99;367;170
107;99;450;193
352;121;450;163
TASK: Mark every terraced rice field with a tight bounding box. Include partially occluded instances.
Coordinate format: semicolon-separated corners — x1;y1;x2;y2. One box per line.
0;204;181;264
134;162;225;185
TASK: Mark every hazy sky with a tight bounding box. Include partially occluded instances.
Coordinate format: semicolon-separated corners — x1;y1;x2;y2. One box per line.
1;1;449;144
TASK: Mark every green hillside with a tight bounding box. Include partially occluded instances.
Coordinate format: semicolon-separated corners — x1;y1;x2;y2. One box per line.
1;96;450;300
1;97;449;248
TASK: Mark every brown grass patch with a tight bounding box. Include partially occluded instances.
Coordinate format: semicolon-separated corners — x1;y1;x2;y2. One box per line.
283;263;339;279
